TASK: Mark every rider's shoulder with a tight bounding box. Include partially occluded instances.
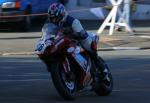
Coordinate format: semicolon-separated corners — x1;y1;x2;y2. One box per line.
66;15;75;20
63;15;77;26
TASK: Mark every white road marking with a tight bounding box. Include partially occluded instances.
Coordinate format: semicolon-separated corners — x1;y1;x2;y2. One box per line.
138;35;150;39
2;74;49;77
113;47;140;50
0;79;51;82
130;35;150;39
113;89;150;92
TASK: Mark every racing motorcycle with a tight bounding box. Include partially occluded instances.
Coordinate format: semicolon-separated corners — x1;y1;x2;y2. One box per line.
36;31;113;100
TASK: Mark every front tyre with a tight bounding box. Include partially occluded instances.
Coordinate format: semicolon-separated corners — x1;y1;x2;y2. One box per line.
50;63;77;100
93;56;113;96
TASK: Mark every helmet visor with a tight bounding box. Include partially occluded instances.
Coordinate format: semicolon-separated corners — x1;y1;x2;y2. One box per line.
49;16;57;22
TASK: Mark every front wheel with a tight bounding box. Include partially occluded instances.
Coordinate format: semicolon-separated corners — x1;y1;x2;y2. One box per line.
93;56;113;96
50;63;77;100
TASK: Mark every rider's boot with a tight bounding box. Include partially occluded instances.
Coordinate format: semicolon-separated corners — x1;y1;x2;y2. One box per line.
80;33;109;82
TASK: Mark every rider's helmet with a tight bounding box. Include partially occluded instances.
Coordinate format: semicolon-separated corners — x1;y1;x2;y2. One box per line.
48;3;67;25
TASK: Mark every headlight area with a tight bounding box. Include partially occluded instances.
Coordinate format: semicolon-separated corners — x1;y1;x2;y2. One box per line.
2;1;20;9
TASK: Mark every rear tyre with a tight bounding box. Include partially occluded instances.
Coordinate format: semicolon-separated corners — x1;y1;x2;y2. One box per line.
93;56;113;96
50;63;77;100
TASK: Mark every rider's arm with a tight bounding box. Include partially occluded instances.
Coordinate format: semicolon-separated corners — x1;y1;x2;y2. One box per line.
72;19;88;40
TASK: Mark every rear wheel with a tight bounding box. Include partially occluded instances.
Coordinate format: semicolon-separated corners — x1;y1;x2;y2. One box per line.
50;63;77;100
93;56;113;96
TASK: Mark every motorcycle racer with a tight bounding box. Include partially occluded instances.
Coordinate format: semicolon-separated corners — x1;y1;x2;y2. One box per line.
35;3;108;80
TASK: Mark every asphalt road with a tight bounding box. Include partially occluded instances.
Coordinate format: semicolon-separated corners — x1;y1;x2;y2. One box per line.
0;50;150;103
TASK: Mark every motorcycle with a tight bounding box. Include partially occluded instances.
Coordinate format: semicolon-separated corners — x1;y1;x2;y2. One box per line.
36;31;113;100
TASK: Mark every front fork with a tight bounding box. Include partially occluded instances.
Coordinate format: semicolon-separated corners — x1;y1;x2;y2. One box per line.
62;57;75;82
62;57;71;73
